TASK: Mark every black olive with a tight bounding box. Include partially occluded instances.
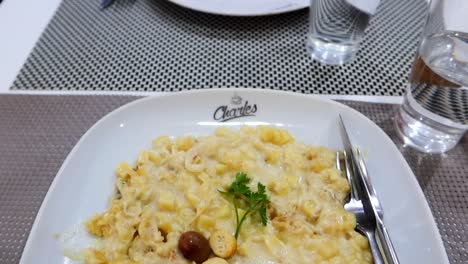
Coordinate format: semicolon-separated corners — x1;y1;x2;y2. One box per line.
178;231;211;263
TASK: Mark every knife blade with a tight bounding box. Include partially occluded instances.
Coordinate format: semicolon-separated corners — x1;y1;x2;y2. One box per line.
339;114;399;264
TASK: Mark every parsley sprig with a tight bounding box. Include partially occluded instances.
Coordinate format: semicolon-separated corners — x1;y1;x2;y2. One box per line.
219;172;270;239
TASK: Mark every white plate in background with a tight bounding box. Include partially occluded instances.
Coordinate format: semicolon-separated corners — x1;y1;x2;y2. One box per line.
20;89;449;264
168;0;308;16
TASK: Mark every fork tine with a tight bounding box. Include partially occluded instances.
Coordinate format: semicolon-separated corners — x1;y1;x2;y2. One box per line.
335;151;342;171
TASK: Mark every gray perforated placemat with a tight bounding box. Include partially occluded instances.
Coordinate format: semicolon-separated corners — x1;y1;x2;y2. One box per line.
0;95;466;263
10;0;427;95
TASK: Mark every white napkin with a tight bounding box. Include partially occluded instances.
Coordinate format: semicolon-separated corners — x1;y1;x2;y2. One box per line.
345;0;381;15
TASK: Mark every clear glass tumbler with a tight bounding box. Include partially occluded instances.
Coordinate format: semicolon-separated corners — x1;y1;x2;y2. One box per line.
307;0;375;65
395;0;468;153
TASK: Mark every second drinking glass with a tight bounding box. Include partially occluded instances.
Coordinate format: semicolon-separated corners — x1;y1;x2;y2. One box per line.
307;0;379;65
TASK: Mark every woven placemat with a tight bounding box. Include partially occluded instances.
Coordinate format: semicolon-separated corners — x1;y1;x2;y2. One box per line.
0;95;466;263
10;0;427;95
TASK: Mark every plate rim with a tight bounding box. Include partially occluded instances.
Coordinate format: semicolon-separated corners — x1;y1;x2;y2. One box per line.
167;0;309;16
19;88;449;264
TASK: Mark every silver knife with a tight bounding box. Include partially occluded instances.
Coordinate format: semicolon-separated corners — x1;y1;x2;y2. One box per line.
339;114;400;264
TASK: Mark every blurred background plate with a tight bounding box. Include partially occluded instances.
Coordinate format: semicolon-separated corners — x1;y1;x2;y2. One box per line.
168;0;309;16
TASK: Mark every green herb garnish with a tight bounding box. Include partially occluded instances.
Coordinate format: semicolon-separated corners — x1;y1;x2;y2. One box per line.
219;172;270;239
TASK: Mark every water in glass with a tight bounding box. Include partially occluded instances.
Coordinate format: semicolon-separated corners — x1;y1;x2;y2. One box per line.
396;31;468;153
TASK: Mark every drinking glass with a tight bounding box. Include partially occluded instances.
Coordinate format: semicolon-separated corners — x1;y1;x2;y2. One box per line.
395;0;468;153
307;0;379;65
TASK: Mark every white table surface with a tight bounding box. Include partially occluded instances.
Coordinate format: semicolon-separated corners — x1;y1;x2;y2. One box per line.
0;0;62;93
0;0;402;104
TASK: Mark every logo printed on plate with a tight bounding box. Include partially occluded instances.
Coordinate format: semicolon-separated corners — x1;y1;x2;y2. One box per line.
213;93;258;122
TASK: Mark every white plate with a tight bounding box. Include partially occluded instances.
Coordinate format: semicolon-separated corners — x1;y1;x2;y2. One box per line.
168;0;308;16
20;89;449;264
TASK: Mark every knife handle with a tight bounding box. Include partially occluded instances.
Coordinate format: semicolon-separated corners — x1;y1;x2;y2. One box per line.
376;218;400;264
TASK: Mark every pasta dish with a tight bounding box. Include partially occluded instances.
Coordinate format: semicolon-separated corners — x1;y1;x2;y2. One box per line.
84;126;372;264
